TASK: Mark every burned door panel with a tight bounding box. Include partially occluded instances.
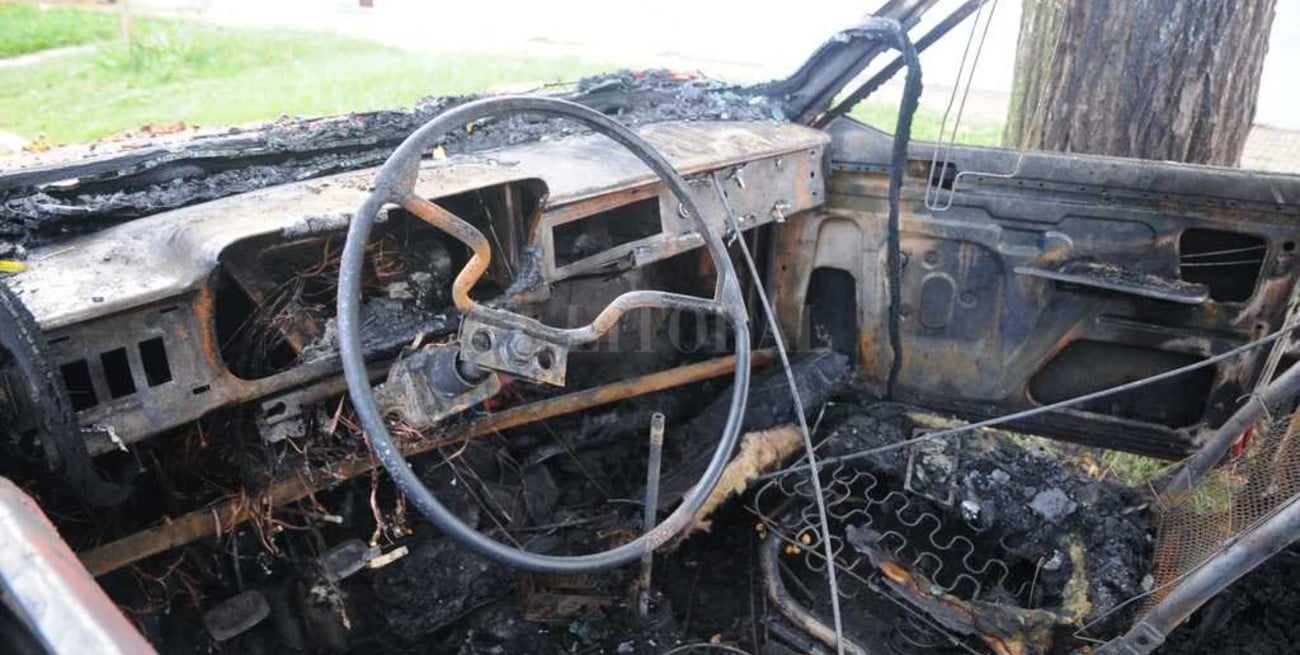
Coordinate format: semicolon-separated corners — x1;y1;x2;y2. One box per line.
898;235;1005;399
773;118;1300;458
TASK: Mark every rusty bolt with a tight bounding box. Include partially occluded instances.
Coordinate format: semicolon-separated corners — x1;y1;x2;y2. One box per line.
504;332;543;363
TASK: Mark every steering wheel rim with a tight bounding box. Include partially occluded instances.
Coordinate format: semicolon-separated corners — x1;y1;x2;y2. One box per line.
338;96;750;573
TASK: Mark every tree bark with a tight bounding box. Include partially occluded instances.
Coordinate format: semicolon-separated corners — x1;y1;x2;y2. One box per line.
1004;0;1276;166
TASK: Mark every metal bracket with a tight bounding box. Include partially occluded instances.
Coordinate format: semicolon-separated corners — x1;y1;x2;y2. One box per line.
904;430;960;507
374;343;500;427
255;390;312;444
458;306;570;386
1094;621;1166;655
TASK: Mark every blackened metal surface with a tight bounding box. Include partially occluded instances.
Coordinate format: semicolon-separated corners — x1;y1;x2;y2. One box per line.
756;0;938;124
769;117;1300;457
817;0;989;128
11;121;825;332
2;122;822;451
0;281;128;502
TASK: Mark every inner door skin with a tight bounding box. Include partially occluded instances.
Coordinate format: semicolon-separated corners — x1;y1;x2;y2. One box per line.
772;118;1300;458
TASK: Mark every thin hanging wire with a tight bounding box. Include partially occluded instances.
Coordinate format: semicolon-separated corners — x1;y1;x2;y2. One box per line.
922;0;999;210
710;171;846;655
925;0;1069;212
763;318;1300;481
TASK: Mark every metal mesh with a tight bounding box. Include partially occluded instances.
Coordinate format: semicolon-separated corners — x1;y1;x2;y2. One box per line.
1147;404;1300;608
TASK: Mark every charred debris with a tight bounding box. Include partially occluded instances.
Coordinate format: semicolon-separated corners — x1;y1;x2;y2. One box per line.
7;340;1161;655
0;70;785;255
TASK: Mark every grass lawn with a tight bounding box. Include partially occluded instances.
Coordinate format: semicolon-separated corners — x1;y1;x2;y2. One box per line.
0;12;611;145
1;5;1004;148
851;102;1004;147
0;3;118;58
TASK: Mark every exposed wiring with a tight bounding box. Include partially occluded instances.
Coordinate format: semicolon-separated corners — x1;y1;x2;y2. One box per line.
712;172;845;655
763;320;1300;481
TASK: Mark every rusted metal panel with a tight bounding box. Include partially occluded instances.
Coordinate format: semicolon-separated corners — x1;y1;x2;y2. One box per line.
0;478;156;654
540;144;825;282
770;119;1300;457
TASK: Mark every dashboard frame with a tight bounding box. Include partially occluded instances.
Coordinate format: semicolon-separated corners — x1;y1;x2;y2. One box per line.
6;121;828;453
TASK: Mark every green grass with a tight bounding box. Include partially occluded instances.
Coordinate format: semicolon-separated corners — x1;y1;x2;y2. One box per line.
0;13;610;145
0;3;118;58
1098;451;1170;489
1099;450;1232;513
850;102;1004;147
0;7;1007;149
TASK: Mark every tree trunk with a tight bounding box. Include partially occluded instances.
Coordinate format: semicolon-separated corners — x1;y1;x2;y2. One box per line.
1004;0;1275;166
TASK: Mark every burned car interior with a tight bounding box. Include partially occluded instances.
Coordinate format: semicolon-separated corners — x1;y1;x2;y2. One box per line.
3;1;1300;654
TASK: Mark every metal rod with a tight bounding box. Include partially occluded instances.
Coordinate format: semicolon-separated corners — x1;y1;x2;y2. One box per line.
79;352;773;576
815;0;989;128
639;412;666;617
1159;361;1300;498
402;195;492;312
759;536;873;655
1097;495;1300;655
711;171;846;654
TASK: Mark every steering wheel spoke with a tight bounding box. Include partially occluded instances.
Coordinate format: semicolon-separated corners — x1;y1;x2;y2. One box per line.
402;195;491;312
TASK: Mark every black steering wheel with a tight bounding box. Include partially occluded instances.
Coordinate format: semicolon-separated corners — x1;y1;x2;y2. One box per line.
337;96;751;573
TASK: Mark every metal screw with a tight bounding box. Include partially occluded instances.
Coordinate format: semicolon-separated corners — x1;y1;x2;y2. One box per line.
771;200;791;223
505;332;542;363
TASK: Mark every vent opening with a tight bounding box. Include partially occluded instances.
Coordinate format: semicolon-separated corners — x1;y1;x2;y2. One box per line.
139;337;172;387
553;197;662;267
100;348;136;399
59;360;97;411
806;267;858;359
